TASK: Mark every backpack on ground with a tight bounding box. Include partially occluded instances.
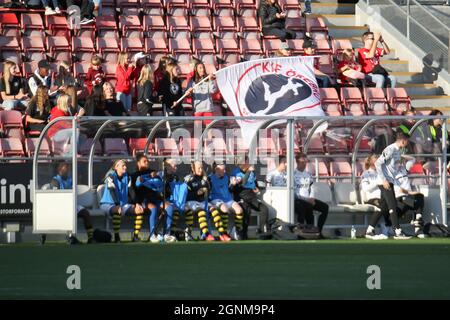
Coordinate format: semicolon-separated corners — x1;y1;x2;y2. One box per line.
93;229;112;243
293;224;322;240
268;218;299;240
423;223;450;238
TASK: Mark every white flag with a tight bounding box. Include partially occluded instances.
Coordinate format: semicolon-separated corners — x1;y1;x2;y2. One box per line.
215;56;326;147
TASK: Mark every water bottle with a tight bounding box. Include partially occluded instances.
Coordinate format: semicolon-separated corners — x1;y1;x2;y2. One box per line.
351;225;356;239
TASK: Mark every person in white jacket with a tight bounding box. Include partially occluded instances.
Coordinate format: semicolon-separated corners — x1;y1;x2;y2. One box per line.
375;131;412;239
294;154;328;236
361;154;390;240
393;159;426;238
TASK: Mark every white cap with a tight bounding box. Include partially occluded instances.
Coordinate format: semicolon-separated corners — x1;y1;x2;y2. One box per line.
133;52;147;62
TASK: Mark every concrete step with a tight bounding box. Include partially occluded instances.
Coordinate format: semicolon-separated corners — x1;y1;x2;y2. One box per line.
311;3;355;14
380;59;409;72
399;83;443;95
310;14;356;26
328;25;369;38
411;95;450;108
390;72;429;84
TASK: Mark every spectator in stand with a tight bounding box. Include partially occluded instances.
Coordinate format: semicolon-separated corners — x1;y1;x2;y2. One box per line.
0;61;28;110
28;59;55;97
25;85;51;134
137;64;154;116
116;52;136;113
85;55;105;95
153;56;170;100
337;49;367;88
302;39;333;88
274;42;291;57
84;85;105;116
41;0;61;15
65;86;86;116
54;61;80;93
131;52;148;98
358;31;397;88
185;57;201;85
103;82;129;117
302;0;312;15
186;62;217;125
426;109;450;156
258;0;296;41
158;62;184;116
66;0;101;25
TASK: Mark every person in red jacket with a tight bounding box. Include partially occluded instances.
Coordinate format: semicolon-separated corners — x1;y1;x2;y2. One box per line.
85;55;105;95
116;52;136;112
153;56;171;101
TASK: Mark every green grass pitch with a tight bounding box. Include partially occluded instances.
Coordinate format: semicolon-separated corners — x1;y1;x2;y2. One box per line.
1;239;450;299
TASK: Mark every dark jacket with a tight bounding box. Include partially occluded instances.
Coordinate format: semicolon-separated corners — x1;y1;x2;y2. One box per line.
137;80;154;116
258;1;285;30
158;75;184;116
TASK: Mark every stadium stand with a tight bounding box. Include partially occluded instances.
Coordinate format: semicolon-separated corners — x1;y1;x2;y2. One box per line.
1;0;450;242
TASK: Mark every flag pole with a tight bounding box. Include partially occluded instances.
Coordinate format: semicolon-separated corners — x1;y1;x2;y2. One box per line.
172;74;215;108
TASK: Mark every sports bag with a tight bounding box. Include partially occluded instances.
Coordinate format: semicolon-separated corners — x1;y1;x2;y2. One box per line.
423;223;450;238
268;218;299;240
293;224;321;240
93;229;112;243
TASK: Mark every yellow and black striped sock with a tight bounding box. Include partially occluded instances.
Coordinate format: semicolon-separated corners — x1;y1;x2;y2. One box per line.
220;210;229;232
172;211;179;228
86;228;94;240
198;210;209;235
113;212;121;235
211;208;225;234
185;210;194;229
235;211;244;230
134;211;143;236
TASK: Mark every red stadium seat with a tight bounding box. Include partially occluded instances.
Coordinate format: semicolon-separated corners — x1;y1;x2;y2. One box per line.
386;88;411;114
189;0;211;15
179;137;200;156
120;15;143;37
319;88;343;116
145;38;169;54
307;160;329;177
22;36;46;61
193;37;216;56
211;0;233;15
0;13;20;33
166;0;188;16
240;37;262;55
45;15;69;36
117;0;140;8
46;36;71;62
213;16;236;33
364;88;389;116
143;15;166;32
167;16;190;36
340;87;365;116
129;138;153;155
121;37;145;54
0;138;25;157
142;0;164;15
97;37;120;57
155;138;180;155
190;16;213;34
237;16;259;33
263;38;282;56
78;138;103;156
285;16;305;32
286;39;304;54
96;16;118;37
0;36;21;54
306;135;325;154
72;36;95;61
104;138;129;156
279;0;301;10
169;37;192;55
103;63;118;81
25;138;51;157
235;0;256;16
0;110;23;133
330;160;352;177
216;38;239;55
315;39;332;55
326;136;349;154
21;13;44;35
74;62;91;80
